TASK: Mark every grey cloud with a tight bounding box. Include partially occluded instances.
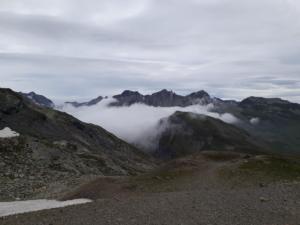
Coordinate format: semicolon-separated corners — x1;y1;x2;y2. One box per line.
0;0;300;102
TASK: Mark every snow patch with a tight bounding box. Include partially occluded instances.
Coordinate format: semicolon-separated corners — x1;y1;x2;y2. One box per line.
0;199;92;217
0;127;19;138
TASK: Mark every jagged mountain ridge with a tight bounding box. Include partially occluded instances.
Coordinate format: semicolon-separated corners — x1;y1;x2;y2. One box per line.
22;89;300;155
65;96;104;108
110;89;214;107
23;89;299;111
62;89;215;107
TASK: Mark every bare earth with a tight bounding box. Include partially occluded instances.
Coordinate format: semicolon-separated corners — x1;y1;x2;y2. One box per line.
1;152;300;225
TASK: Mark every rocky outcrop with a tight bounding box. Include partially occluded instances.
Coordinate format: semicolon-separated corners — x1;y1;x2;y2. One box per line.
111;91;145;107
20;92;54;108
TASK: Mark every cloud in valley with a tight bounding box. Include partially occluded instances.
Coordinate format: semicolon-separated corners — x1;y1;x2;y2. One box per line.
61;98;239;151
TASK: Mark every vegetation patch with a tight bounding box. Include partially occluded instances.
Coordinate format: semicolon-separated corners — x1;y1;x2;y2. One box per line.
201;151;244;161
239;156;300;180
219;155;300;185
129;167;196;193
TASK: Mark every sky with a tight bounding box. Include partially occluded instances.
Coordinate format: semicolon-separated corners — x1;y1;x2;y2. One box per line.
0;0;300;103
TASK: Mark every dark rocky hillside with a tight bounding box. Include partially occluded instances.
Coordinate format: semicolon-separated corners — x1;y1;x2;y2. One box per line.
20;91;55;108
213;97;300;155
0;88;155;200
156;111;269;159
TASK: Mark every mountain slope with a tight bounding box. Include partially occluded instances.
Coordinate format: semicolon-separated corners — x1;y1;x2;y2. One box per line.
20;92;54;108
156;111;268;159
211;97;300;155
0;88;155;200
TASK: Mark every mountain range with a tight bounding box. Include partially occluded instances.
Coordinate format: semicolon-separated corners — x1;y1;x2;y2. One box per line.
2;87;300;200
110;89;213;107
62;89;215;108
22;89;300;155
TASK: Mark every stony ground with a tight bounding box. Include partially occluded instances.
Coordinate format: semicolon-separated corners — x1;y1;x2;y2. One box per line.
1;152;300;225
1;183;299;225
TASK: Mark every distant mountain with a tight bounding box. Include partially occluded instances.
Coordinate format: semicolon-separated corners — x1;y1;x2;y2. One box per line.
236;97;300;154
65;96;103;107
0;88;154;200
20;91;55;108
155;111;268;159
61;89;300;155
25;89;300;155
205;96;300;155
64;89;215;108
111;89;214;107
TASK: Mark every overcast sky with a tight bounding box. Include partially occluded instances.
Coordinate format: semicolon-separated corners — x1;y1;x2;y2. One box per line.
0;0;300;102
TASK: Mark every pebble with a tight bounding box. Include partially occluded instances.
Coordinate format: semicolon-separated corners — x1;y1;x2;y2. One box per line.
259;197;269;202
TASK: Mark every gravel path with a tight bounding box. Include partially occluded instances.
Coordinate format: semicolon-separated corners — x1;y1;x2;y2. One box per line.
1;182;299;225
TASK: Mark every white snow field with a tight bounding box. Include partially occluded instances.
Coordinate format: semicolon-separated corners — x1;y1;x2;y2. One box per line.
0;199;92;217
0;127;19;138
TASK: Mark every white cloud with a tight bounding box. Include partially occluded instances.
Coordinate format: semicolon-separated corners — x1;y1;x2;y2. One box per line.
0;0;150;25
61;98;239;151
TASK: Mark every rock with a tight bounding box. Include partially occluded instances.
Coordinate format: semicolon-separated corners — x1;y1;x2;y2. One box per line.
4;172;10;177
154;176;163;180
243;155;251;159
259;183;265;188
259;197;269;202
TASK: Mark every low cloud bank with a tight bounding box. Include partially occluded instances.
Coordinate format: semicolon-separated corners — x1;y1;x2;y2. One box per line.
61;98;239;152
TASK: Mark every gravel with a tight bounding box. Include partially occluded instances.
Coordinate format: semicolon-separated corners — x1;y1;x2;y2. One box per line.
1;182;299;225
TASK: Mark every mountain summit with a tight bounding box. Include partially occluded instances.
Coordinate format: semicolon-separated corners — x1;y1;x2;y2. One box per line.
110;89;213;107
